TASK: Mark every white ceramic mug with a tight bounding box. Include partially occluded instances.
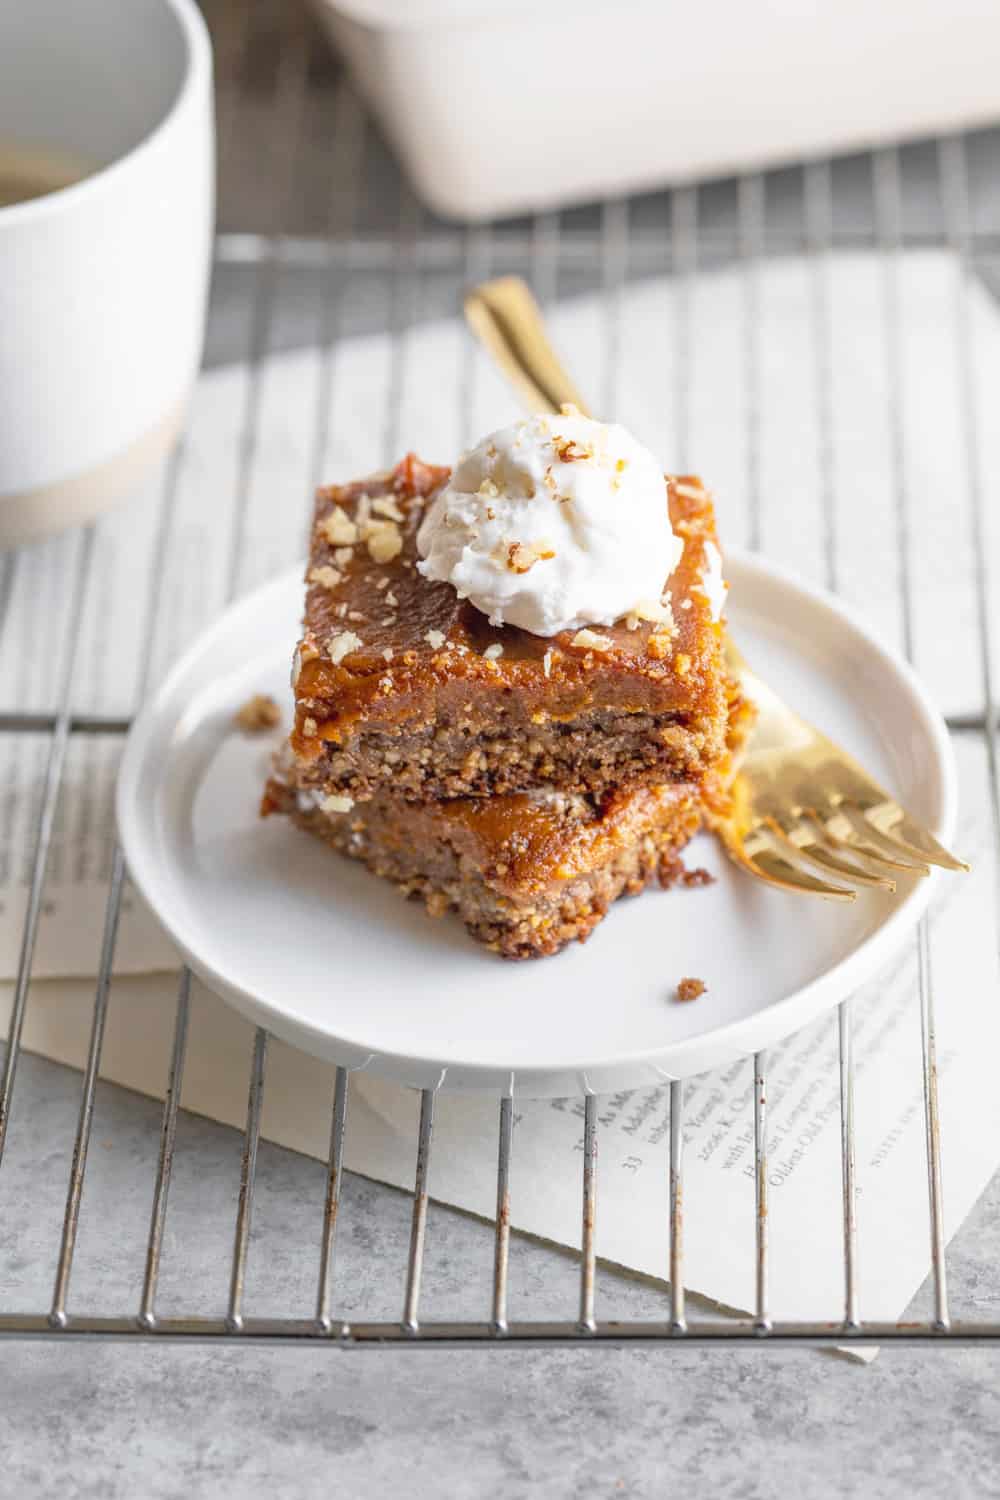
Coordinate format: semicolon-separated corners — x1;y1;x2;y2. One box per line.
0;0;214;546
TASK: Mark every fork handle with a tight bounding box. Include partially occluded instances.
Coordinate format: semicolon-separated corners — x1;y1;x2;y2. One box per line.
464;277;592;419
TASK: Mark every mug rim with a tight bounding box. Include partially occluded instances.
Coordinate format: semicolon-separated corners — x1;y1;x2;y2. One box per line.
0;0;212;227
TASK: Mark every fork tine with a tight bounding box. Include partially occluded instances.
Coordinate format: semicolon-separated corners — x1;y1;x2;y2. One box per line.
823;813;926;875
870;805;969;873
724;836;857;901
771;822;896;892
830;804;931;876
804;812;903;886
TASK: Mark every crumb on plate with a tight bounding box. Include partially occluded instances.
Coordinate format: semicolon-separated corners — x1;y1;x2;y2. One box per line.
676;976;706;1003
235;694;281;733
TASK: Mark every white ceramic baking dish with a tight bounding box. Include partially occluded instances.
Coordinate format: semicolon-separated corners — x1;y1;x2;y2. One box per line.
313;0;1000;222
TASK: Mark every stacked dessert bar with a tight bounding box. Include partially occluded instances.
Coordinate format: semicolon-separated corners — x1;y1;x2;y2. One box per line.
264;415;749;959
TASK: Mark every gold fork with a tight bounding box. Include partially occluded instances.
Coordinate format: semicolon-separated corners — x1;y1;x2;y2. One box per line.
465;275;968;900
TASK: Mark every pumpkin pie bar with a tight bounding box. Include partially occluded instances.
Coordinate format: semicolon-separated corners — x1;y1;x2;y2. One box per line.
286;455;730;805
263;682;751;960
263;766;703;960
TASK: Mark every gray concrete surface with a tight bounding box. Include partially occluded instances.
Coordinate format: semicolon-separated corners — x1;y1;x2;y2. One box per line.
2;1051;1000;1500
5;1335;1000;1500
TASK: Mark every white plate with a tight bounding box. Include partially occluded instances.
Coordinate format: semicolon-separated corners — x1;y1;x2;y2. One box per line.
117;553;956;1097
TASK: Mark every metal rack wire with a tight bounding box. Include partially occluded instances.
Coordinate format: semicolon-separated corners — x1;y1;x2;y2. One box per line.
1;0;999;1348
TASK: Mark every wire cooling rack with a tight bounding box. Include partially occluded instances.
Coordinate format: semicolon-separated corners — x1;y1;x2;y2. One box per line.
2;0;1000;1349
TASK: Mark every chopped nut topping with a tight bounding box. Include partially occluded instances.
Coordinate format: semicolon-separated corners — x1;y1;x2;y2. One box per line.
347;610;365;622
425;629;446;649
308;565;342;590
385;590;398;607
636;598;673;623
234;694;281;733
570;629;613;652
382;614;397;627
327;630;362;664
374;576;390;591
333;546;354;568
335;602;349;619
542;649;553;678
319;506;358;546
506;539;556;574
478;477;500;499
624;598;674;632
302;716;318;736
483;643;504;660
372;495;404;522
554;436;590;464
364;519;403;564
647;631;675;660
382;647;394;661
321;793;354;814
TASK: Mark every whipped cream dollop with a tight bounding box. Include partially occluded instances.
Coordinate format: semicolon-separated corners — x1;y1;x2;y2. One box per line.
416;408;684;637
